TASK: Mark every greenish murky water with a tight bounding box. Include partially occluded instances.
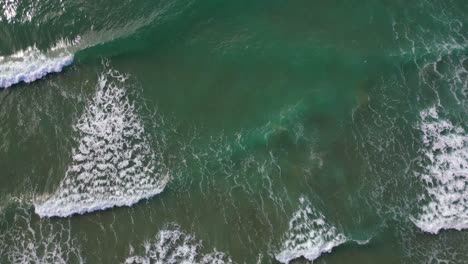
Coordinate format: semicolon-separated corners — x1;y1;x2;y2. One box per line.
1;0;467;263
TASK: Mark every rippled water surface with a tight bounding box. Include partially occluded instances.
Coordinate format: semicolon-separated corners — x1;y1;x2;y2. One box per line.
1;0;467;263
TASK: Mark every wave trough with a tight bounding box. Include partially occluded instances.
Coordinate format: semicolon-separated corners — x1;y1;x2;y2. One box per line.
34;67;169;217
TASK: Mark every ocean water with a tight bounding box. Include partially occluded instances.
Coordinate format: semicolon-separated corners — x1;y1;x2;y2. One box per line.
0;0;467;263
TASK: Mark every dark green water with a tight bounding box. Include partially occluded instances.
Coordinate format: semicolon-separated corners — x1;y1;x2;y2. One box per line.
1;0;467;263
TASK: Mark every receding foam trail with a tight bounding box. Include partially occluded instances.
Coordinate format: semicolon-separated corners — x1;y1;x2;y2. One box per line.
124;225;233;264
412;106;468;234
0;45;74;89
275;197;347;264
34;66;169;217
0;199;84;264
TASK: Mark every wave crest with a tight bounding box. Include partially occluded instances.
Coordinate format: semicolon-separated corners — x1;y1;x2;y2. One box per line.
0;44;73;89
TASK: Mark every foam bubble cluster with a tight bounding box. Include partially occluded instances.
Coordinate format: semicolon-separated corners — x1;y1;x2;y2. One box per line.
412;106;468;234
124;225;232;264
34;68;169;217
275;197;347;264
0;46;73;89
1;0;18;22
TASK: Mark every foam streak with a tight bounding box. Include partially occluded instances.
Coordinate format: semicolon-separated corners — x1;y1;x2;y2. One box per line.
124;225;232;264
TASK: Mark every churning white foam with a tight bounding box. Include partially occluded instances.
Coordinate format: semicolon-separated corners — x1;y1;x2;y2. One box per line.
275;197;347;264
1;0;18;23
124;225;232;264
34;67;169;217
412;106;468;234
0;44;74;89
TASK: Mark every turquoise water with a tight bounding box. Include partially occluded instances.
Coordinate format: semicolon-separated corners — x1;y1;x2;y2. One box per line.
0;0;467;263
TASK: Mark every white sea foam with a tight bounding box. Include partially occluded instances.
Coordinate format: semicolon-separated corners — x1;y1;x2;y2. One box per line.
412;106;468;234
124;225;232;264
1;0;37;23
34;67;169;217
0;45;74;89
0;199;84;264
275;197;347;264
1;0;18;23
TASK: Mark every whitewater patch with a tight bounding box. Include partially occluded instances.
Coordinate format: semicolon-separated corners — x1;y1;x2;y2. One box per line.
1;0;18;23
124;225;233;264
411;106;468;234
0;44;74;89
275;197;348;264
34;66;169;217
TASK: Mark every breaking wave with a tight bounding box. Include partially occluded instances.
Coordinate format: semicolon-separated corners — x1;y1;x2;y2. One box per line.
0;44;74;89
275;197;348;264
411;106;468;234
34;66;169;217
0;0;193;89
124;225;233;264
